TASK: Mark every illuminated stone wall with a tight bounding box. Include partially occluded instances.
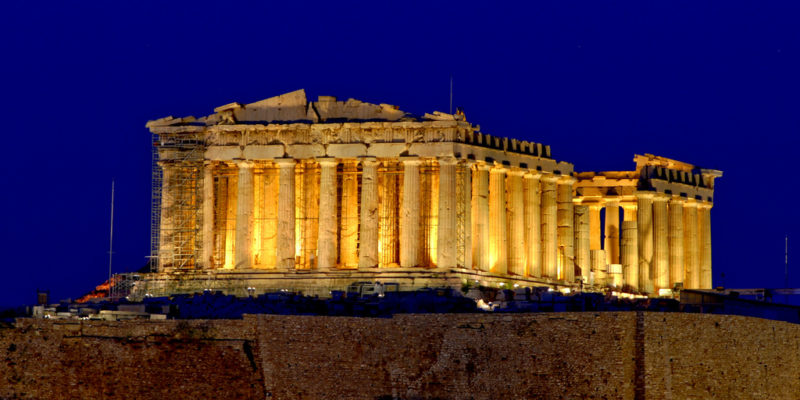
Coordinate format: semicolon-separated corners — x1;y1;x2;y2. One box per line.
149;90;720;295
3;313;798;399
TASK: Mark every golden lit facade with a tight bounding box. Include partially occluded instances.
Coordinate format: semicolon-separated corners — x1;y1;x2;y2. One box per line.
146;90;720;297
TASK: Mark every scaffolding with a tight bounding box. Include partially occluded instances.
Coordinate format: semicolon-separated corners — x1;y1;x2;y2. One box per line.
151;131;204;272
109;273;142;301
149;132;162;272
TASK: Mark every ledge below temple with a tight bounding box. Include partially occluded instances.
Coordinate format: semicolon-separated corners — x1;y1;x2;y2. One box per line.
129;268;582;300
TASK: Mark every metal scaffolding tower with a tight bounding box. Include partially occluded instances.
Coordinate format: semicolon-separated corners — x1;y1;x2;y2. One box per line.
151;131;204;272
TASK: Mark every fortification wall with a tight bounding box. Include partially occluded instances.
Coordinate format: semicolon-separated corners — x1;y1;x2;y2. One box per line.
0;313;798;399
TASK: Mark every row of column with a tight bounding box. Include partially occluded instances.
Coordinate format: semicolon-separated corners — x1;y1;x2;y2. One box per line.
470;162;576;282
173;160;714;293
634;193;712;292
197;156;467;271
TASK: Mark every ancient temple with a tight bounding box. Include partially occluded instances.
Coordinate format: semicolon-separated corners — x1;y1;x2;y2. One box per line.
141;89;721;297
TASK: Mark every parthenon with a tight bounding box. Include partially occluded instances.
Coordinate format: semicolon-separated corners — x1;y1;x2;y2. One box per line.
142;89;721;297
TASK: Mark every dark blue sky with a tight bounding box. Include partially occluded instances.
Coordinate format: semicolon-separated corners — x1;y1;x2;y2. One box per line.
1;1;798;307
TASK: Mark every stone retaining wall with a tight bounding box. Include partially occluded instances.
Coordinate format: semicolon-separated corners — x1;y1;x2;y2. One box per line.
0;312;798;399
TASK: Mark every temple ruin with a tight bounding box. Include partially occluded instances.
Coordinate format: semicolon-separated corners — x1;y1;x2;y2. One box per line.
139;89;721;297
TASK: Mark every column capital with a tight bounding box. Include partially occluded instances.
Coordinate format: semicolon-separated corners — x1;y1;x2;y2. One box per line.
541;173;559;183
652;194;670;202
635;191;655;199
683;198;699;207
315;157;338;167
524;170;542;179
274;158;296;167
475;161;492;171
508;168;526;177
588;203;604;211
461;158;478;168
235;160;254;169
400;156;422;166
603;198;621;206
557;175;576;185
358;156;379;167
668;196;686;204
697;201;713;210
490;163;507;173
437;156;459;166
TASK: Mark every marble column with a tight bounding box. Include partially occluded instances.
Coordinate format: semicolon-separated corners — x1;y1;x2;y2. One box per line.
699;202;712;289
684;200;700;289
437;157;458;269
276;158;296;270
653;195;669;292
378;161;399;267
489;164;508;274
224;167;237;269
574;205;590;282
201;161;215;269
621;220;639;290
234;161;254;269
591;249;606;286
340;160;360;268
541;175;558;279
523;172;542;277
604;200;620;265
589;204;602;250
668;197;684;288
316;158;338;270
637;192;654;293
507;169;526;275
400;157;421;268
472;163;491;272
359;158;379;269
557;177;575;283
461;161;473;270
158;162;174;272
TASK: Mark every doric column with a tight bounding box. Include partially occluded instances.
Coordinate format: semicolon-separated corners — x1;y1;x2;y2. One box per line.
489;164;508;274
621;220;639;290
589;204;602;250
507;169;526;275
472;163;491;271
541;174;558;279
276;158;296;270
557;176;575;283
234;161;254;269
378;161;399;267
699;202;713;289
604;200;620;265
201;161;215;269
684;199;700;289
652;195;669;292
574;205;590;282
339;159;360;268
316;158;338;270
399;157;421;268
461;161;473;270
637;192;654;293
523;172;542;277
668;197;684;288
591;249;606;286
359;158;379;269
158;162;174;272
436;157;458;269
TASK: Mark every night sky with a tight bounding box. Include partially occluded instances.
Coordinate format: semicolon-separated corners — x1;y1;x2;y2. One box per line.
1;2;798;307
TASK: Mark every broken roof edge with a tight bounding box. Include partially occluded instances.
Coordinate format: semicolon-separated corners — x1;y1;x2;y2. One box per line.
146;89;474;128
